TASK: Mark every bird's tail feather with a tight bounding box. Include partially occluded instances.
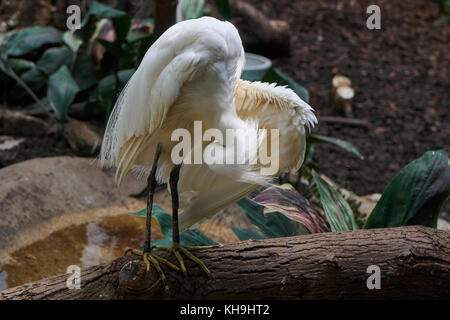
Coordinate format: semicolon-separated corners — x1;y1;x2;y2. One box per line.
179;181;258;231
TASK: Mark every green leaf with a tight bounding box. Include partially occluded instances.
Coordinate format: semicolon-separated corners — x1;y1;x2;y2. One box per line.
47;65;80;122
78;0;127;31
262;67;310;103
130;34;155;67
97;38;120;57
75;2;129;45
82;2;130;44
6;27;62;56
73;53;102;90
307;134;364;160
112;14;132;45
364;150;450;229
5;58;35;73
231;225;265;241
129;204;171;235
36;47;73;75
237;198;298;238
251;184;329;233
213;0;232;20
178;0;205;21
63;30;83;53
89;68;135;114
84;1;127;21
129;205;217;247
21;67;46;84
312;170;359;232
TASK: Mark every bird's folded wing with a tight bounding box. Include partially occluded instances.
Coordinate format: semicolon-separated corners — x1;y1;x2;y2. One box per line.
234;79;317;171
100;28;214;184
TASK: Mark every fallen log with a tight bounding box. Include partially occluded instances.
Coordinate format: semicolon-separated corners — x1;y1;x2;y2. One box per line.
1;226;448;300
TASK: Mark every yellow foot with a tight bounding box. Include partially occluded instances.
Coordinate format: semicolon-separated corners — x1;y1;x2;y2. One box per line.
155;243;214;277
124;248;180;291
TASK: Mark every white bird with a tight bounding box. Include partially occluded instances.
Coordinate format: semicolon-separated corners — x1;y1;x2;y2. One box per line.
99;16;316;285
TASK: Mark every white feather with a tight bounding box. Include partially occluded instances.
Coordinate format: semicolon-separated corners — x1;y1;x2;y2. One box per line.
99;17;318;229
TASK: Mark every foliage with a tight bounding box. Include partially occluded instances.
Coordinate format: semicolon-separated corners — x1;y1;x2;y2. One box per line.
0;2;153;123
177;0;231;21
311;170;358;231
129;205;217;248
232;150;449;241
364;150;450;229
0;0;234;123
231;184;329;240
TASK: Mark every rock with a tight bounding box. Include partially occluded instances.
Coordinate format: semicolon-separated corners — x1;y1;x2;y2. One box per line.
0;156;146;265
437;218;450;232
0;136;25;151
0;156;252;267
0;109;48;137
63;119;102;154
0;136;26;165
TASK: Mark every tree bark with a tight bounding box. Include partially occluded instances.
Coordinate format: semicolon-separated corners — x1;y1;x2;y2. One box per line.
1;226;449;300
154;0;177;39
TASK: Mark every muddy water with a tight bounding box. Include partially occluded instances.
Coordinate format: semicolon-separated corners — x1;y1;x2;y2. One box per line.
0;214;150;290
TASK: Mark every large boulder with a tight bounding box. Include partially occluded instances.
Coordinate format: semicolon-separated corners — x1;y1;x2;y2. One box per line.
0;156;146;265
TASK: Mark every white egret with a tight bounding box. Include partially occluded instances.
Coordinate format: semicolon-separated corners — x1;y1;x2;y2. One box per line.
99;16;317;287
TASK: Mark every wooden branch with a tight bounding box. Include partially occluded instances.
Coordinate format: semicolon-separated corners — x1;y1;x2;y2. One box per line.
1;226;448;300
230;1;290;58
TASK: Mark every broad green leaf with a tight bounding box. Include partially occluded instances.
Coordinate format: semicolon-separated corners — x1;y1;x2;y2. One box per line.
89;69;135;115
312;170;358;231
129;205;217;247
6;58;35;73
97;38;121;57
237;198;298;238
262;67;310;103
112;14;131;44
75;2;129;45
21;67;46;84
0;58;46;111
364;150;450;229
178;0;205;21
129;204;171;236
152;229;217;247
126;19;154;42
73;53;102;90
179;229;217;246
36;47;73;75
6;27;62;56
80;1;127;29
63;30;83;53
231;225;265;241
47;65;80;122
127;34;155;67
307;134;364;160
213;0;232;20
251;184;328;233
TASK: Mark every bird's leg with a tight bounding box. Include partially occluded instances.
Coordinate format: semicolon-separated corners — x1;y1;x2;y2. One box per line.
124;144;179;291
156;164;213;277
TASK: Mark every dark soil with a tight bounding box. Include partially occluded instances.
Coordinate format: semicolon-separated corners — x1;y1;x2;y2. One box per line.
247;0;450;195
0;135;76;168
